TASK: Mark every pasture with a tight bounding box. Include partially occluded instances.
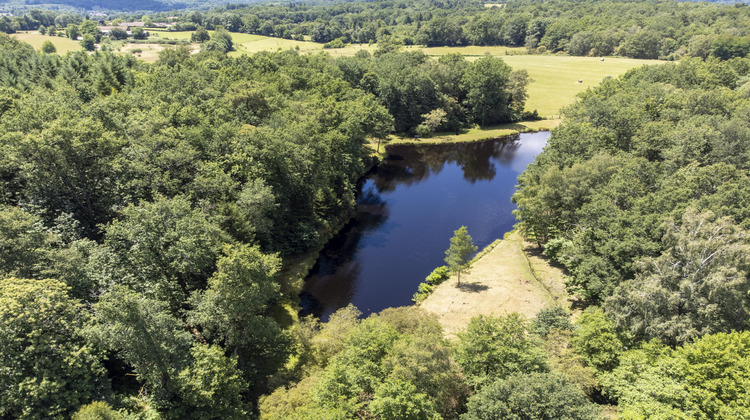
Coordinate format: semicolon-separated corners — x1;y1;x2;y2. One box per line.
10;31;80;54
135;31;659;116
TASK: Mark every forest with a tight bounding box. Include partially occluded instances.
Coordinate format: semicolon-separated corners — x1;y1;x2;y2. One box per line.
2;0;750;418
2;0;750;61
160;0;750;59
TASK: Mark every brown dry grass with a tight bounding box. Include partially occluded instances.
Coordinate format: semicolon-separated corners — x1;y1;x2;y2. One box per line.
420;231;570;337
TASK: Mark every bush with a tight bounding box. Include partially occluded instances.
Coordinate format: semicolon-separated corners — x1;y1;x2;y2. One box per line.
455;314;548;389
41;40;56;54
72;402;122;420
412;266;449;303
323;37;346;49
531;305;572;337
461;372;599;420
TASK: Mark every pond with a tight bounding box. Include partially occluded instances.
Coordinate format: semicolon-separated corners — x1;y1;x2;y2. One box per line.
300;131;550;319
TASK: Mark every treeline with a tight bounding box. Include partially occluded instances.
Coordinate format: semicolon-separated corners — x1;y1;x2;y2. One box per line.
0;31;527;418
261;302;750;418
160;0;750;59
512;57;750;412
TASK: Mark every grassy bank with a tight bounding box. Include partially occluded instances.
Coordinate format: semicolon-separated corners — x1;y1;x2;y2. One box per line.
419;231;570;337
385;119;560;148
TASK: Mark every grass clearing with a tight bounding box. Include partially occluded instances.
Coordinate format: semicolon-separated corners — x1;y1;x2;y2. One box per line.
501;55;656;117
10;31;80;54
384;119;560;149
420;231;570;337
415;44;525;56
132;31;657;117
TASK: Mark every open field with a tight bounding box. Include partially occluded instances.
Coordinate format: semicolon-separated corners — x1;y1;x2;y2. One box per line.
420;231;571;337
117;42;201;62
10;31;80;54
152;30;323;56
126;31;657;116
414;44;524;56
502;55;655;117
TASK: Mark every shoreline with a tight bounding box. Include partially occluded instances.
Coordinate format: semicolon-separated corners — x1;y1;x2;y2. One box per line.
419;230;571;338
384;119;560;148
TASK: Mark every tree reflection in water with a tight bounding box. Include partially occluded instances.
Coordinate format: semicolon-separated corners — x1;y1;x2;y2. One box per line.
301;132;547;319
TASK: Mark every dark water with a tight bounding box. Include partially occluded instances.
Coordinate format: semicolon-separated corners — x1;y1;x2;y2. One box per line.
300;131;550;319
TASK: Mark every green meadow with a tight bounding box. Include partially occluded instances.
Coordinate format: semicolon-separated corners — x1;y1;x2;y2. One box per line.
143;31;658;117
10;31;81;54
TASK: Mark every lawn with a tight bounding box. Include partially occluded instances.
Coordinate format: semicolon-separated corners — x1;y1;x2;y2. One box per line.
10;31;80;54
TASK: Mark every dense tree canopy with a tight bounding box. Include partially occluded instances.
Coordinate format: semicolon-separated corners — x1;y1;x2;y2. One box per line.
0;31;531;417
513;58;750;329
3;2;750;417
0;277;107;419
152;0;750;60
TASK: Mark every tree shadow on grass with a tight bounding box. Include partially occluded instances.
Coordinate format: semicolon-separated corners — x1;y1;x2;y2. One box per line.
456;281;489;293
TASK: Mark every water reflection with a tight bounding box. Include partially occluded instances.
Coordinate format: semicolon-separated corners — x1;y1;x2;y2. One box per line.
300;131;549;319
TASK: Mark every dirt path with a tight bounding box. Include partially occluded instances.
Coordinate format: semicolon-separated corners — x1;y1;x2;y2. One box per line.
420;231;570;337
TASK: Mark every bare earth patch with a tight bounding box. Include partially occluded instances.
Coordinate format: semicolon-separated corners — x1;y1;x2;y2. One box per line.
420;231;570;337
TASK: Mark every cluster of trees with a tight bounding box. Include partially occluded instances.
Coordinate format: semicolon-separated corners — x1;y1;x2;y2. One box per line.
511;57;750;413
261;305;599;419
0;28;531;417
190;26;233;53
335;50;530;132
160;0;750;60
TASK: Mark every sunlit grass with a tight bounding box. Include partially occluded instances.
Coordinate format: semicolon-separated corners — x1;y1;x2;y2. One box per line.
501;55;655;117
139;31;659;117
10;31;81;54
385;119;561;147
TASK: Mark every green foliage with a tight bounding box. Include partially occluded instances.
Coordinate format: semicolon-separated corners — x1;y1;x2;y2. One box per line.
191;27;210;43
108;27;128;41
544;329;600;397
455;313;548;389
72;402;123;420
602;332;750;419
81;34;95;51
463;56;513;125
188;244;290;385
444;225;478;285
571;308;623;373
323;37;346;49
461;372;599;420
79;20;102;43
606;208;750;346
66;24;79;40
0;277;107;419
513;57;750;309
298;304;362;368
102;196;229;310
208;27;233;53
89;285;192;410
40;40;56;53
267;307;467;419
412;265;450;303
132;27;147;40
531;304;573;338
369;379;440;420
0;206;95;299
8;116;127;235
177;343;250;419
